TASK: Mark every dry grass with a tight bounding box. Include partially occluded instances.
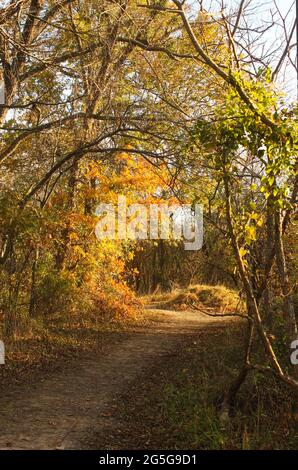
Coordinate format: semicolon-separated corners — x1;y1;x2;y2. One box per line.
145;284;244;314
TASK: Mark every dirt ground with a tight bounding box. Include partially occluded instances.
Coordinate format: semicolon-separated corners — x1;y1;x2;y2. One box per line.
0;308;229;450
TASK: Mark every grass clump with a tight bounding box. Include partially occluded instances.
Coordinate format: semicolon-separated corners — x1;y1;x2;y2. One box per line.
146;284;243;314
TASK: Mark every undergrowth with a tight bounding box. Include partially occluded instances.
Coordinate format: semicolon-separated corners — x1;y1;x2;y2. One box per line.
103;323;298;450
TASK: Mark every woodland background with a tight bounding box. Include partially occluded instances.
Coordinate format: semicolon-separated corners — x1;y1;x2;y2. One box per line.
0;0;297;449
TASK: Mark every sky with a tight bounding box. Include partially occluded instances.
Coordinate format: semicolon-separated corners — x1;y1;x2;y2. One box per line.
255;0;297;97
0;0;296;100
189;0;297;99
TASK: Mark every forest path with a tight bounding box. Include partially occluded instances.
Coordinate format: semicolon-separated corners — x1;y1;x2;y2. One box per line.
0;308;227;450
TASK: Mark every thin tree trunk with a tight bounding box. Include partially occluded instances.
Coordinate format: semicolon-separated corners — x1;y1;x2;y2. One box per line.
55;157;79;271
221;320;254;414
29;246;39;317
275;210;298;378
223;166;298;392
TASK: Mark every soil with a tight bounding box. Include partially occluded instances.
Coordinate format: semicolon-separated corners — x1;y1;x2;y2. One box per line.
0;308;229;450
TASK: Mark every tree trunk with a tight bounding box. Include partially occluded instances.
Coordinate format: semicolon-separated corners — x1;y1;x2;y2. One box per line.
275;210;298;377
29;246;40;317
221;321;254;414
55;157;79;271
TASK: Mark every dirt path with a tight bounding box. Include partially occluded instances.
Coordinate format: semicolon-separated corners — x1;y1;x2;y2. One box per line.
0;308;226;450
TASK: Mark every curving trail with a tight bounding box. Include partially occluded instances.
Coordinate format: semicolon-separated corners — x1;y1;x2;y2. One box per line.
0;308;228;450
